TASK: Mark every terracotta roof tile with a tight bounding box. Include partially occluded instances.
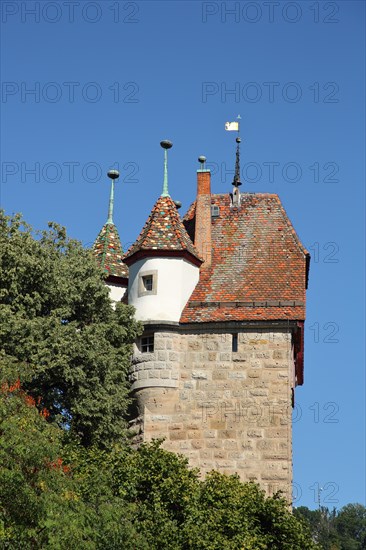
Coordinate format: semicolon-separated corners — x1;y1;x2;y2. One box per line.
123;196;202;265
93;223;128;279
180;193;309;323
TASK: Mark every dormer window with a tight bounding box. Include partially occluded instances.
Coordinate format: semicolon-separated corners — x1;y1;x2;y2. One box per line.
211;205;220;218
138;270;158;296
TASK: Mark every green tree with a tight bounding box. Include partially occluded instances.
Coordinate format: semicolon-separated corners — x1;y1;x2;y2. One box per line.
294;506;340;549
295;504;366;550
0;383;92;548
0;211;141;448
334;504;366;549
74;440;319;549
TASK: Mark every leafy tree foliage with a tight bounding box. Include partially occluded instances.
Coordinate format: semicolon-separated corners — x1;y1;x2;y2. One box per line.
0;383;89;548
295;504;366;549
0;211;142;447
68;441;319;549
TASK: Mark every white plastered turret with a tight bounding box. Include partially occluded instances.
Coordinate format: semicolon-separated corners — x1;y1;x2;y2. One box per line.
127;256;199;322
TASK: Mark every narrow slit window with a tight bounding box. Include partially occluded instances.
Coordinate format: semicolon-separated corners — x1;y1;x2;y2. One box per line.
141;335;154;353
232;333;238;353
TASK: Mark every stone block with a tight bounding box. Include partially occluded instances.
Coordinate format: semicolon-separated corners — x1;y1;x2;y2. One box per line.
263;453;288;460
154;340;166;350
206;439;222;449
203;430;216;438
223;439;238;450
212;370;227;380
228;372;246;380
249;389;269;397
261;473;289;481
256;439;275;450
199;449;213;459
247;429;263;438
187;430;202;439
213;450;227;459
169;431;187;441
228;451;244;460
248;370;260;378
192;371;208;380
219;429;237;439
148;370;160;379
200;460;215;469
273;350;284;360
265;428;289;439
168;423;183;431
209;420;226;430
215;460;236;469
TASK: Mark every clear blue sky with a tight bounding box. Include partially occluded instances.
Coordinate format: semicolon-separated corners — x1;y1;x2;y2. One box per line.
1;0;365;510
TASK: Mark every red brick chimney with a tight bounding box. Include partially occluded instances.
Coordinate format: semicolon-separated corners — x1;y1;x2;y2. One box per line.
195;169;212;267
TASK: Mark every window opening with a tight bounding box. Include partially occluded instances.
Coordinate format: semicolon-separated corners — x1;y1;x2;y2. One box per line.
142;275;153;292
211;205;220;218
232;333;238;353
141;335;154;353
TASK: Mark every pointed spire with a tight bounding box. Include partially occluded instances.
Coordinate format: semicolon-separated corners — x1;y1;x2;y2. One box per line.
160;140;173;197
92;168;128;280
233;137;242;187
106;169;119;224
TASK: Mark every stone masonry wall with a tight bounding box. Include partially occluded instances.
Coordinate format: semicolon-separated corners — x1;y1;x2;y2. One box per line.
129;329;294;500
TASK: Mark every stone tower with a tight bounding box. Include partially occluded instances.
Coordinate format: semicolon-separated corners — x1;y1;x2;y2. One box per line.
94;142;310;502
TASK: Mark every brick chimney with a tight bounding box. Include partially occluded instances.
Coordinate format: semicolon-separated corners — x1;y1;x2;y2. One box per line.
195;169;211;266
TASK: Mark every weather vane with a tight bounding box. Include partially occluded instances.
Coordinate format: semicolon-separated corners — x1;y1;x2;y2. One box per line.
225;115;242;190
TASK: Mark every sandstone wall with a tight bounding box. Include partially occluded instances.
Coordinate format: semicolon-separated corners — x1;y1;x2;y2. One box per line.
129;329;294;500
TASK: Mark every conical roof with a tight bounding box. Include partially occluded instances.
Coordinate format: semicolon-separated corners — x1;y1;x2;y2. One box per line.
93;222;128;279
123;196;202;266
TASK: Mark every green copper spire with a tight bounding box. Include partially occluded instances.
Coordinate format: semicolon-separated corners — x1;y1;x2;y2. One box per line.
160;140;173;197
106;169;120;224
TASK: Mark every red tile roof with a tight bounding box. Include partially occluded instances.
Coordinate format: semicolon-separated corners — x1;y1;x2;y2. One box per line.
123;196;203;266
180;193;309;323
93;222;128;279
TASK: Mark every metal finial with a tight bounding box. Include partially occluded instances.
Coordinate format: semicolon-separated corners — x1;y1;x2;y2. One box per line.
108;170;120;180
160;140;173;197
106;169;120;224
174;200;182;209
198;155;206;171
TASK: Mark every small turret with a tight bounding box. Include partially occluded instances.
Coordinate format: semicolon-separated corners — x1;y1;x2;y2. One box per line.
123;141;202;322
93;169;128;303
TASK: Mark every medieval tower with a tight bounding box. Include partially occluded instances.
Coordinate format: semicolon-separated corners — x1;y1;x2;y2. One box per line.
93;135;310;501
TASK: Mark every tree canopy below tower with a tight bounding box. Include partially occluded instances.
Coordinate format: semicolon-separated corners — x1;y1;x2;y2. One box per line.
0;210;142;448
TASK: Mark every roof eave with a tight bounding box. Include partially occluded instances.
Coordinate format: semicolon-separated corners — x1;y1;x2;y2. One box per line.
105;274;128;286
124;248;203;268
